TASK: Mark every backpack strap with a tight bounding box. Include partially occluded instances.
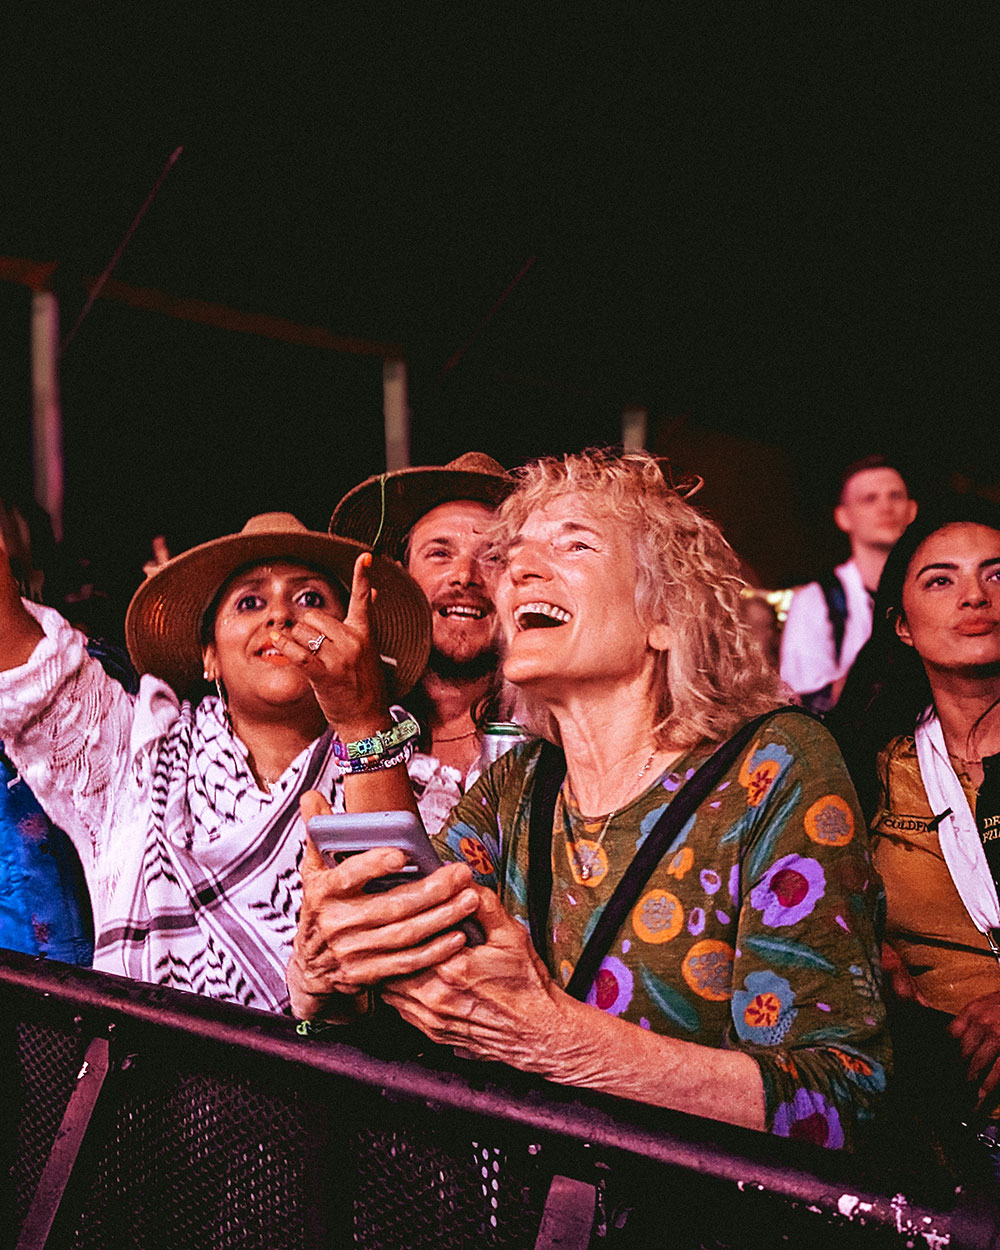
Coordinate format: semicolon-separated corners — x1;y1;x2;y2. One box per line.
819;570;849;665
527;708;815;1002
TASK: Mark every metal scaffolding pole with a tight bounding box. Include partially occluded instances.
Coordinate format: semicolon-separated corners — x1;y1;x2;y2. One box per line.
383;356;411;470
30;290;63;541
622;403;648;451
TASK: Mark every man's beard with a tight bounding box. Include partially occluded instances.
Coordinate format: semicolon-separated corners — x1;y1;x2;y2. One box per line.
426;643;499;683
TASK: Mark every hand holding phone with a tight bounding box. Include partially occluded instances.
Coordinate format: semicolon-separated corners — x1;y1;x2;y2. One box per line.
307;810;486;946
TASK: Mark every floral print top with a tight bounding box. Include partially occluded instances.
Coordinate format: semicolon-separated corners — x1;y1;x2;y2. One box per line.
433;712;888;1150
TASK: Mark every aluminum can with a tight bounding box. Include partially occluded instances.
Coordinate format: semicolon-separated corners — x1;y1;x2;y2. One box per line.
476;722;530;772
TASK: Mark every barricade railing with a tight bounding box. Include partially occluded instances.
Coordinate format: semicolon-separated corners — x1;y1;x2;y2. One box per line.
1;949;996;1250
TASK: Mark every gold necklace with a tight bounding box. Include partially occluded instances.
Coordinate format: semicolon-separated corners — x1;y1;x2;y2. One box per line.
568;746;659;882
433;726;478;744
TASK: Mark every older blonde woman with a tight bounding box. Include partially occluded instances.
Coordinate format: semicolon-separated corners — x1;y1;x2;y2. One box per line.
291;451;888;1149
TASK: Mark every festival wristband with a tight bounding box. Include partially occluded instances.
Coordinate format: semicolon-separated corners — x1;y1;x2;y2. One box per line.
333;716;419;763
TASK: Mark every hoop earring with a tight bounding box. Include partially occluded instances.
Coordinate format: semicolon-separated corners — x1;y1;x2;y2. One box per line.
214;677;233;732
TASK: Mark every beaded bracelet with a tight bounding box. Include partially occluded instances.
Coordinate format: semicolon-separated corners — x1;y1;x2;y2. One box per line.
336;745;410;775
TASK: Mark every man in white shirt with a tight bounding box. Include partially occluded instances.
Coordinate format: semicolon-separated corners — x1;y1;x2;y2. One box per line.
780;456;916;711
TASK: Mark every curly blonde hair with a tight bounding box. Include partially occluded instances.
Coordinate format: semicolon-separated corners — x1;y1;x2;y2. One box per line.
492;448;785;750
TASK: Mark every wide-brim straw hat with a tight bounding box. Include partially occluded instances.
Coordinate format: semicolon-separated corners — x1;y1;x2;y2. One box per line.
125;512;431;698
330;452;513;560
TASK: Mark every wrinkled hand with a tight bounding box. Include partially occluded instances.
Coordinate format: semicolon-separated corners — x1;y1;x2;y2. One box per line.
948;991;1000;1109
267;552;388;734
381;888;571;1071
288;789;481;1021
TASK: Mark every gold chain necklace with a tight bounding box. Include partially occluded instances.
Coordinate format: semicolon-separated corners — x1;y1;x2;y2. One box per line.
568;746;659;882
433;726;479;744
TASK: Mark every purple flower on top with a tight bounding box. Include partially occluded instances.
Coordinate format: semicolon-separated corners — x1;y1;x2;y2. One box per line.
750;854;825;927
586;956;634;1017
772;1089;844;1150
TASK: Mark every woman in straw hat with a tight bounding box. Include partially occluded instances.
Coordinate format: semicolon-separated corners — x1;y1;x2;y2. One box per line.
292;449;888;1149
0;512;429;1013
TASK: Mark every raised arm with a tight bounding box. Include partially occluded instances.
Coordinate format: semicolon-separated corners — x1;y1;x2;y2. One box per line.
283;554;446;1020
267;551;419;816
0;533;153;873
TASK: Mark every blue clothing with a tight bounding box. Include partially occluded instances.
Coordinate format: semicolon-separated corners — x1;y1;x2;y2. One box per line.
0;637;134;964
0;746;93;963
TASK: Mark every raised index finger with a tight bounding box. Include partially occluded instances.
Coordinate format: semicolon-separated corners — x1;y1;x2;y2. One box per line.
342;551;374;635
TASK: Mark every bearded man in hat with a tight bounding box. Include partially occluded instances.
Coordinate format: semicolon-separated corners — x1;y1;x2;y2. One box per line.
331;453;513;831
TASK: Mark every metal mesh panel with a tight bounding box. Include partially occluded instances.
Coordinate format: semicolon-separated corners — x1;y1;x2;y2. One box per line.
352;1132;545;1250
13;1018;86;1222
66;1064;319;1250
9;1021;545;1249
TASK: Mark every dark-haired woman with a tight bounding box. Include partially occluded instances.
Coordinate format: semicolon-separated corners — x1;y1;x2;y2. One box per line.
837;498;1000;1119
0;513;429;1012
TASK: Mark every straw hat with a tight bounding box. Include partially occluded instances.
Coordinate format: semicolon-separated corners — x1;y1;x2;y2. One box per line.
330;452;513;560
125;513;431;697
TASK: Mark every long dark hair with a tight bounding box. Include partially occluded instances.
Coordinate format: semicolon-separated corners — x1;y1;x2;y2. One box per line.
831;495;1000;817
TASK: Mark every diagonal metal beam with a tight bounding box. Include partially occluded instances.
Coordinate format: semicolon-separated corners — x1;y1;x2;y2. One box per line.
16;1035;111;1250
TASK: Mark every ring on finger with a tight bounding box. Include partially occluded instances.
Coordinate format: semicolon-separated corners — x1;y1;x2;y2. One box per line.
307;633;326;654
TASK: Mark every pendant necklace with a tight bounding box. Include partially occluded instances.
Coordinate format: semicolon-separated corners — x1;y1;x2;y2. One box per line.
569;745;659;881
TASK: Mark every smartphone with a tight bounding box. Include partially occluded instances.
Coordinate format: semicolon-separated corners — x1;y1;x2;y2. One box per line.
307;810;485;946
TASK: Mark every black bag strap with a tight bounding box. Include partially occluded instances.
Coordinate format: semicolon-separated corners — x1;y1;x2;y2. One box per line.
527;740;568;958
819;569;849;665
527;707;813;1002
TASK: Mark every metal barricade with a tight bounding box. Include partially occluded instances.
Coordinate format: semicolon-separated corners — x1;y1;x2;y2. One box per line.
1;949;995;1250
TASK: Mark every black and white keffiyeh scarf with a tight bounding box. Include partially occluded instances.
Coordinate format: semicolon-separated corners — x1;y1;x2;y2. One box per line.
94;696;340;1011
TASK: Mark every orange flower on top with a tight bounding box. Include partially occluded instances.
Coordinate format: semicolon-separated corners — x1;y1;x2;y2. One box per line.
804;795;855;847
738;740;792;808
743;991;783;1029
743;760;781;807
459;837;494;876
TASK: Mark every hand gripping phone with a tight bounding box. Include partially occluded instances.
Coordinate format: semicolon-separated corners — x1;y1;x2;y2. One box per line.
306;810;486;946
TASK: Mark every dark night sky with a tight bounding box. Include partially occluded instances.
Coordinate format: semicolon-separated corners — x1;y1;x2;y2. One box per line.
1;4;996;594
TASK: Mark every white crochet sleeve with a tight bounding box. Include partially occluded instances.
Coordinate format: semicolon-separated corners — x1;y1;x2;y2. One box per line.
0;601;179;874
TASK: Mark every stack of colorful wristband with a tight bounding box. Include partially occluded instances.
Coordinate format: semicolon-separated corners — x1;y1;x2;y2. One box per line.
332;716;419;774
